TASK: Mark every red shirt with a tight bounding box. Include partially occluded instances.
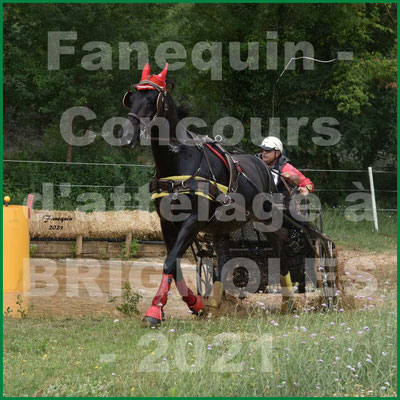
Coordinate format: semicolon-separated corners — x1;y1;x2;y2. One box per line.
281;163;314;192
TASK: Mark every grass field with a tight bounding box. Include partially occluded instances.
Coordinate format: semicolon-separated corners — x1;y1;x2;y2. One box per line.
3;291;397;397
323;210;397;253
3;211;397;397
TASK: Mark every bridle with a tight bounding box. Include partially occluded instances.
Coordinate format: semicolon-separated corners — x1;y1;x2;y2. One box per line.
122;79;169;138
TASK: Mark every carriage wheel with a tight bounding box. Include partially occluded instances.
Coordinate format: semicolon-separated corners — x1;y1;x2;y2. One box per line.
315;238;339;309
196;255;216;297
315;210;323;233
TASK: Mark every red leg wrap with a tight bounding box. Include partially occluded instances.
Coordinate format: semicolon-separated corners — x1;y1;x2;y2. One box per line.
144;305;163;320
176;279;204;314
151;273;173;307
144;273;173;321
189;295;204;314
176;278;197;307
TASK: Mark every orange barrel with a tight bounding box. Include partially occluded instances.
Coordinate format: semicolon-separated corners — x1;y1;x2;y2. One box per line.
3;204;30;316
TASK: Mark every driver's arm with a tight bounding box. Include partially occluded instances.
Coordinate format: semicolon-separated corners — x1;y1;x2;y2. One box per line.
281;171;300;186
281;163;314;193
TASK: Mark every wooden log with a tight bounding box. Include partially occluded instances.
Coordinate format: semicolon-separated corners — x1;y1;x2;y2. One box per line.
82;241;108;258
107;242;123;257
137;243;167;257
29;240;168;259
30;241;75;258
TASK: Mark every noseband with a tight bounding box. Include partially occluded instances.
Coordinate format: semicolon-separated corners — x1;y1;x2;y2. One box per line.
122;80;169;138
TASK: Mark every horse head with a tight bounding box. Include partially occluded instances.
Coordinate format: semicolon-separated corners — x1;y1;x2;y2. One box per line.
118;63;170;148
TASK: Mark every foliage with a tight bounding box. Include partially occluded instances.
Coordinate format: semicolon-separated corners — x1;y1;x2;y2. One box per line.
129;239;140;257
120;240;141;259
5;295;35;319
4;307;13;317
71;242;77;256
3;4;397;209
16;295;28;318
29;244;39;257
108;281;142;317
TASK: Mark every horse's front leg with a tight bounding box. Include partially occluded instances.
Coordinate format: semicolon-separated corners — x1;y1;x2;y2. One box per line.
143;214;205;327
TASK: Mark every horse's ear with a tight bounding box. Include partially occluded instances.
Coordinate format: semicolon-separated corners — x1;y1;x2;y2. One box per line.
141;62;151;81
158;63;168;81
166;79;175;93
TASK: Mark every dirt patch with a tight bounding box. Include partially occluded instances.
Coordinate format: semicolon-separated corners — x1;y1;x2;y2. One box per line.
337;248;397;288
24;249;396;319
337;248;397;310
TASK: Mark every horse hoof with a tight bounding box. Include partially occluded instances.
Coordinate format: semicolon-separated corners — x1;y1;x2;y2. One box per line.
142;315;162;328
189;295;205;315
143;305;164;327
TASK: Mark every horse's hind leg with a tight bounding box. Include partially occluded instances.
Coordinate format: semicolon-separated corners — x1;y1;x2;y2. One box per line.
143;215;205;327
175;269;204;315
169;215;205;314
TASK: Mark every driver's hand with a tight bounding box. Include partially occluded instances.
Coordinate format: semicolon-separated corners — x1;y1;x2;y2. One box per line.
298;187;309;196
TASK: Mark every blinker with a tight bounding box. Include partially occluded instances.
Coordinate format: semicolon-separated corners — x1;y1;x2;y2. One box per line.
122;91;133;109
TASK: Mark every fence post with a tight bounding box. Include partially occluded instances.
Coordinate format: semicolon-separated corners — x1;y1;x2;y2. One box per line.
76;235;83;257
125;232;132;258
368;167;379;231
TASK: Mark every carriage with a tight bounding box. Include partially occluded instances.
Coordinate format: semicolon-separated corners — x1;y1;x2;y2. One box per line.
193;206;341;309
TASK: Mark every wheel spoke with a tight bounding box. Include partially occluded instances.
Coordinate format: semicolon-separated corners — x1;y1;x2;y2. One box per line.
197;254;216;296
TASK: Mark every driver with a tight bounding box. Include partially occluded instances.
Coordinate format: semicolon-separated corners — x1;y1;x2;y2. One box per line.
259;137;314;196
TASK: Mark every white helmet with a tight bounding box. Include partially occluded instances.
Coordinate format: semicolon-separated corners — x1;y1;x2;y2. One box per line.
259;136;283;152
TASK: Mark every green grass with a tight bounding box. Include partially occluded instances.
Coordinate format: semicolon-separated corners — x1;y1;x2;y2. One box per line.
3;292;397;397
322;210;397;253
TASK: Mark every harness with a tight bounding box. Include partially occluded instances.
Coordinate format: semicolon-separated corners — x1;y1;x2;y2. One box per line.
148;136;241;204
150;175;228;202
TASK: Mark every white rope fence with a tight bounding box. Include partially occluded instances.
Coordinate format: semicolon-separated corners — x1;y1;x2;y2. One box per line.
4;159;397;174
4;160;397;226
3;159;154;168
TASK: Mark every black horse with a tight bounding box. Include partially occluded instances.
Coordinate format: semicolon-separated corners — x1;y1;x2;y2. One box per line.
118;64;294;327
